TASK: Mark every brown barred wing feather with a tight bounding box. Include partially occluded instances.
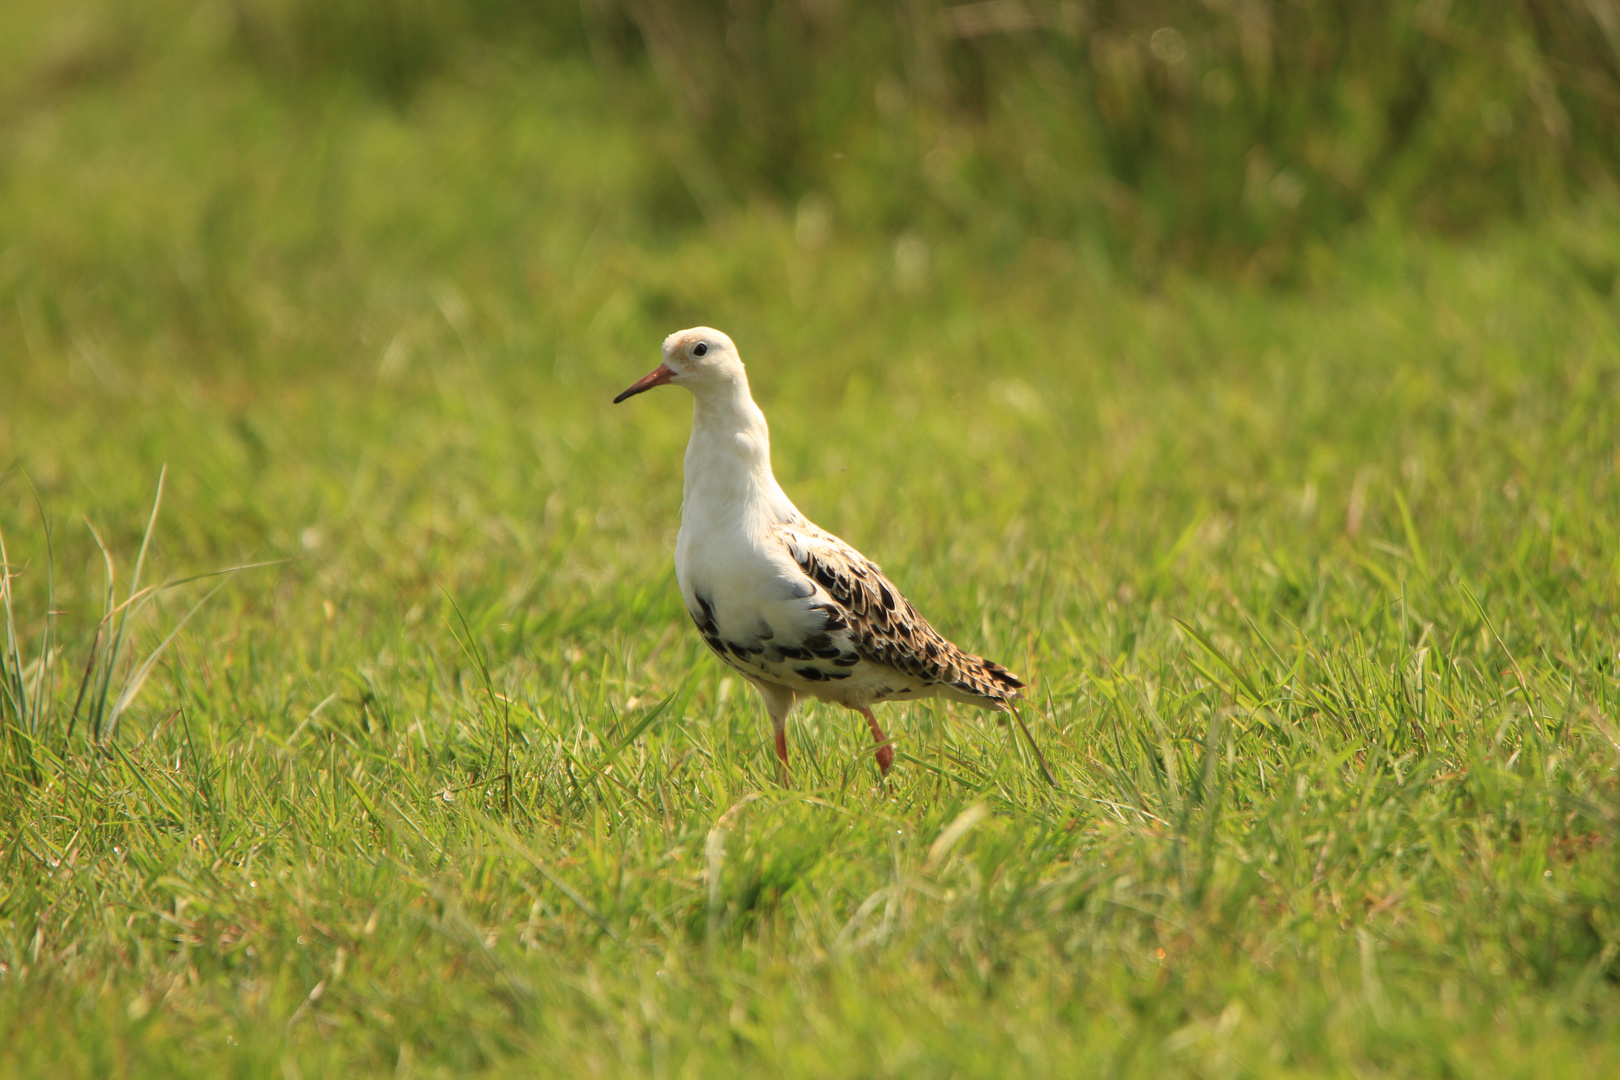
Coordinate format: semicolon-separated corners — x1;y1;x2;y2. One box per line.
777;524;1025;707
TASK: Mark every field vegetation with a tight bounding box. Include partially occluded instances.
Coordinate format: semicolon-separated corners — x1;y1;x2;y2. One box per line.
2;1;1619;1076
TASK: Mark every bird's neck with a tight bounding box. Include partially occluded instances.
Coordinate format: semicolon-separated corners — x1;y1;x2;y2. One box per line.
682;381;799;529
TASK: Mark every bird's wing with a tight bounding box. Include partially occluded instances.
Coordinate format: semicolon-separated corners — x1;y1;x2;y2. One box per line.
775;522;1025;705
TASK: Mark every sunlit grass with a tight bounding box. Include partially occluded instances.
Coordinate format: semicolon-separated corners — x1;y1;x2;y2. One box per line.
2;3;1619;1078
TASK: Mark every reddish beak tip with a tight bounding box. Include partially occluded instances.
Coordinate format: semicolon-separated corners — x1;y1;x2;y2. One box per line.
613;362;676;404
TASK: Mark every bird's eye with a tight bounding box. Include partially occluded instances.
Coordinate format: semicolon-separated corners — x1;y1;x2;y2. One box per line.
692;343;709;357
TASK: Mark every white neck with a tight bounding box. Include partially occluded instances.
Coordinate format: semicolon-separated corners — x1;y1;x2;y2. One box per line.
681;378;800;532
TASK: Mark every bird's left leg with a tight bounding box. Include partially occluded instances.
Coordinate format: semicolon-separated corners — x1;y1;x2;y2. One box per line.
854;705;894;777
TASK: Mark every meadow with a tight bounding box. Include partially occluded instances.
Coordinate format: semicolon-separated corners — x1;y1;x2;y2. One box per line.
2;2;1619;1076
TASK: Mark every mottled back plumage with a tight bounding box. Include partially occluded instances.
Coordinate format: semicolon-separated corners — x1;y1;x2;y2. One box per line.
778;523;1024;706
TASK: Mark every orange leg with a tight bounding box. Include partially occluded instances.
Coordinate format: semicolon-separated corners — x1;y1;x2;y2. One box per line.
756;681;795;786
855;706;894;777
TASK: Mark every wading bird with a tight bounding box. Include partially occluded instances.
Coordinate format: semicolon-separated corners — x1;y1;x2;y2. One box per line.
614;327;1025;780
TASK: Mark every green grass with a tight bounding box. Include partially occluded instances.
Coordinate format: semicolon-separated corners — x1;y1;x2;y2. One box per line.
3;3;1620;1077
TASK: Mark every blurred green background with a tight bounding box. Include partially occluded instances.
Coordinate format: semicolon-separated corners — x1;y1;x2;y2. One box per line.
179;0;1620;271
9;0;1620;373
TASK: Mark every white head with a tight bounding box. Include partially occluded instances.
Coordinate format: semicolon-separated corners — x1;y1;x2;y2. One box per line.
614;327;746;404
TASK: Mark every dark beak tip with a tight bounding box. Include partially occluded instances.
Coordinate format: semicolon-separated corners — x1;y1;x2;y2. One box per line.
613;362;675;405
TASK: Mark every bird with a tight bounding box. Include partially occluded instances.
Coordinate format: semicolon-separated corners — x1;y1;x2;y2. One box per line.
614;327;1025;780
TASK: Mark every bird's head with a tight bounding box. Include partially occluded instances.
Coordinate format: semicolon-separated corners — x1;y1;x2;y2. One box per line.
613;327;743;403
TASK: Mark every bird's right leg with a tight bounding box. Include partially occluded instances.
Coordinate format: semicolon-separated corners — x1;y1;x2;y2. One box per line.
753;681;797;786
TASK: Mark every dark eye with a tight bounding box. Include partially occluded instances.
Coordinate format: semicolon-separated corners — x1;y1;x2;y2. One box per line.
692;343;708;357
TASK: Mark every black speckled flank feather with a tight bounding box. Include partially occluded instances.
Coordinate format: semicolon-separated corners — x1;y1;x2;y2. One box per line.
684;586;863;689
777;522;1025;707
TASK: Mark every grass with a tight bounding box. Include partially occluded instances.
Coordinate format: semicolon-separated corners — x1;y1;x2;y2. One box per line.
3;2;1620;1077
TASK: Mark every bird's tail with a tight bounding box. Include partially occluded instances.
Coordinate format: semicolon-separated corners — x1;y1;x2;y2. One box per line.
942;652;1026;709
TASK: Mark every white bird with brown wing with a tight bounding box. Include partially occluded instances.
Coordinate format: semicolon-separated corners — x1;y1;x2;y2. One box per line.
614;327;1025;779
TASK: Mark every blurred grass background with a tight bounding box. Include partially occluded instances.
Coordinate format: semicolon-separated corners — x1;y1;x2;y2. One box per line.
3;1;1620;1077
233;0;1620;273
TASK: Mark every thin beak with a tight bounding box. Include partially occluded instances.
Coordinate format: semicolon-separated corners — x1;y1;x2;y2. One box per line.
613;362;676;404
